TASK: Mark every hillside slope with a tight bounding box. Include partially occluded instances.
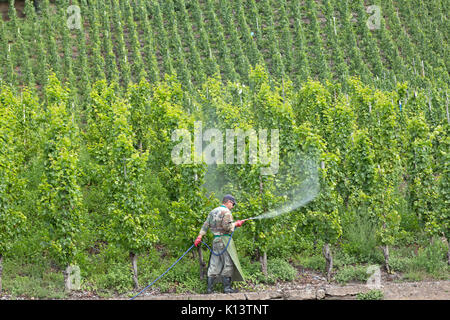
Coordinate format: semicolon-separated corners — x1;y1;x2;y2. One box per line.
0;0;448;101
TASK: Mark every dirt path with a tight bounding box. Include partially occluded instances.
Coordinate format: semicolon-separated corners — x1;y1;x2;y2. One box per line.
381;280;449;300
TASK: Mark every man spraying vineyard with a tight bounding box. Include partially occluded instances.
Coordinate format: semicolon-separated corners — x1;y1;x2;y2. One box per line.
194;194;246;294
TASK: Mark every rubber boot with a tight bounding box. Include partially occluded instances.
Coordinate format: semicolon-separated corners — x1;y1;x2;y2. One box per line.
223;277;238;294
207;277;215;294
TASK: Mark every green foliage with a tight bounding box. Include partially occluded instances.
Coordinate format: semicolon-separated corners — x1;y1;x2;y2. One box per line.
414;240;449;276
0;85;32;255
357;289;384;300
404;114;438;236
37;74;84;268
85;80;159;255
96;263;133;294
267;258;297;282
382;240;449;281
5;273;65;299
341;210;384;264
334;265;368;284
293;253;326;272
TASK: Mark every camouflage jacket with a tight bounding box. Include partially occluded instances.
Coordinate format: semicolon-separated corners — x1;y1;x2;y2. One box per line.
199;205;235;237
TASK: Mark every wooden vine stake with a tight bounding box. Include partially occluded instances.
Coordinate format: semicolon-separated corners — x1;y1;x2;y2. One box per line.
446;92;449;125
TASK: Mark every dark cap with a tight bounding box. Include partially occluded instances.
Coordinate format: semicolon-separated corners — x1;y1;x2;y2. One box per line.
222;194;236;205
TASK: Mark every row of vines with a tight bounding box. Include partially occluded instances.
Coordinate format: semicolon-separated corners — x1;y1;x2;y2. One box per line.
0;1;448;106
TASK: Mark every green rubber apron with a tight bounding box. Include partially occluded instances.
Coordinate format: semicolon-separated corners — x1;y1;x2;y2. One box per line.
209;234;245;282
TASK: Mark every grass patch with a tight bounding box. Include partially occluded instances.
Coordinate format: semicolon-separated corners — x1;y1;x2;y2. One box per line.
292;253;325;272
4;272;66;299
334;265;369;284
341;210;384;264
357;289;384;300
389;240;449;280
268;258;297;281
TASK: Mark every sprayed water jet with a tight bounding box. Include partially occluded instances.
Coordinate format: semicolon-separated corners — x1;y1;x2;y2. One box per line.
247;156;320;220
203;151;320;221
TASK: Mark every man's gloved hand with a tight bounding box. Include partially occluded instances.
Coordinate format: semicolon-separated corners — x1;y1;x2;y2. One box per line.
194;235;202;247
234;220;245;228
